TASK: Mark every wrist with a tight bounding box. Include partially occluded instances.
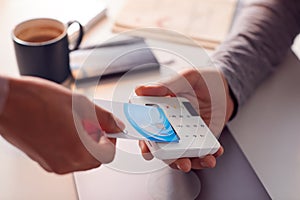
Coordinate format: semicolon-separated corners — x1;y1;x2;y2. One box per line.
0;76;9;117
220;72;235;122
227;83;238;120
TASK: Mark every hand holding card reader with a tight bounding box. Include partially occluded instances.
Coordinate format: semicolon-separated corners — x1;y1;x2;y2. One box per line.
130;96;220;160
94;97;220;160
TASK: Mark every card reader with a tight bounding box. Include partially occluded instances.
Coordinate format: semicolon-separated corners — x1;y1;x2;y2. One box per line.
130;96;220;160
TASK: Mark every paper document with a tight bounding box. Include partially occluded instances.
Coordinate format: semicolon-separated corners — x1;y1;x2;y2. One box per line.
113;0;237;49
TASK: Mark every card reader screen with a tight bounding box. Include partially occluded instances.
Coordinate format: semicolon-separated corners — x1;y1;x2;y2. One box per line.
182;102;199;116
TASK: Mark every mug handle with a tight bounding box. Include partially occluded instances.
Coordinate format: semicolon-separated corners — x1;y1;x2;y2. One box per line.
67;20;84;51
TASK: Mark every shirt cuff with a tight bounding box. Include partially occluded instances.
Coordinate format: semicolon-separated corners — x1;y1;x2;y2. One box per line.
0;76;9;116
214;60;241;120
227;81;239;120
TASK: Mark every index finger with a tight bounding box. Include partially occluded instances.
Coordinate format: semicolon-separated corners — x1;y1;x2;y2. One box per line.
135;84;175;97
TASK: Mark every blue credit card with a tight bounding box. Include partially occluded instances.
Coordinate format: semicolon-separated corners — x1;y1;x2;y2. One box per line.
123;103;179;142
94;99;179;143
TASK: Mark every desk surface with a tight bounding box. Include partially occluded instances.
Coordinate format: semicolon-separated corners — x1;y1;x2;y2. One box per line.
0;0;299;199
228;50;300;199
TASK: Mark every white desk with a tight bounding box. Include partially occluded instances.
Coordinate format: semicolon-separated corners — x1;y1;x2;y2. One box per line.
228;50;300;199
0;0;300;199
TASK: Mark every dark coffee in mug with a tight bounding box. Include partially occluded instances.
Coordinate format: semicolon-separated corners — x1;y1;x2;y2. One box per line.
12;18;83;83
16;25;63;42
25;34;59;43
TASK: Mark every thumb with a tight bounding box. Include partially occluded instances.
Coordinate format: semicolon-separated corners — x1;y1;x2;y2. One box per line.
95;105;125;133
135;84;175;97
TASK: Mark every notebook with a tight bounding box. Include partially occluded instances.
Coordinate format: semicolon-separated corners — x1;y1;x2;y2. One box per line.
113;0;237;49
70;37;160;81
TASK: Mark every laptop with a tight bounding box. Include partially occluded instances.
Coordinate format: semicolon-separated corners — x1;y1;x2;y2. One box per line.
73;127;270;200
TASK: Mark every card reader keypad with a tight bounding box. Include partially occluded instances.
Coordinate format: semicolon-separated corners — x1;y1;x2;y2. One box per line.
161;103;208;142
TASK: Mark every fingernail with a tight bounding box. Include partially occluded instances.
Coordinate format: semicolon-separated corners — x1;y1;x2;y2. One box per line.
177;163;189;172
177;164;183;171
89;132;101;142
143;152;153;161
139;83;160;87
200;161;209;168
115;118;125;130
82;120;100;133
99;136;111;144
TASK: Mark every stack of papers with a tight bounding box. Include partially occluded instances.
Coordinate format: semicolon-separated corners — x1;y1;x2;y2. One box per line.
113;0;237;49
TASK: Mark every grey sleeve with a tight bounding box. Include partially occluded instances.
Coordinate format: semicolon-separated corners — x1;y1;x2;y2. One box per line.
212;0;300;114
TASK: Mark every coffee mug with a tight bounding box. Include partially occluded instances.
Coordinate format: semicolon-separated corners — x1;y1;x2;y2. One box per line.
12;18;83;83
